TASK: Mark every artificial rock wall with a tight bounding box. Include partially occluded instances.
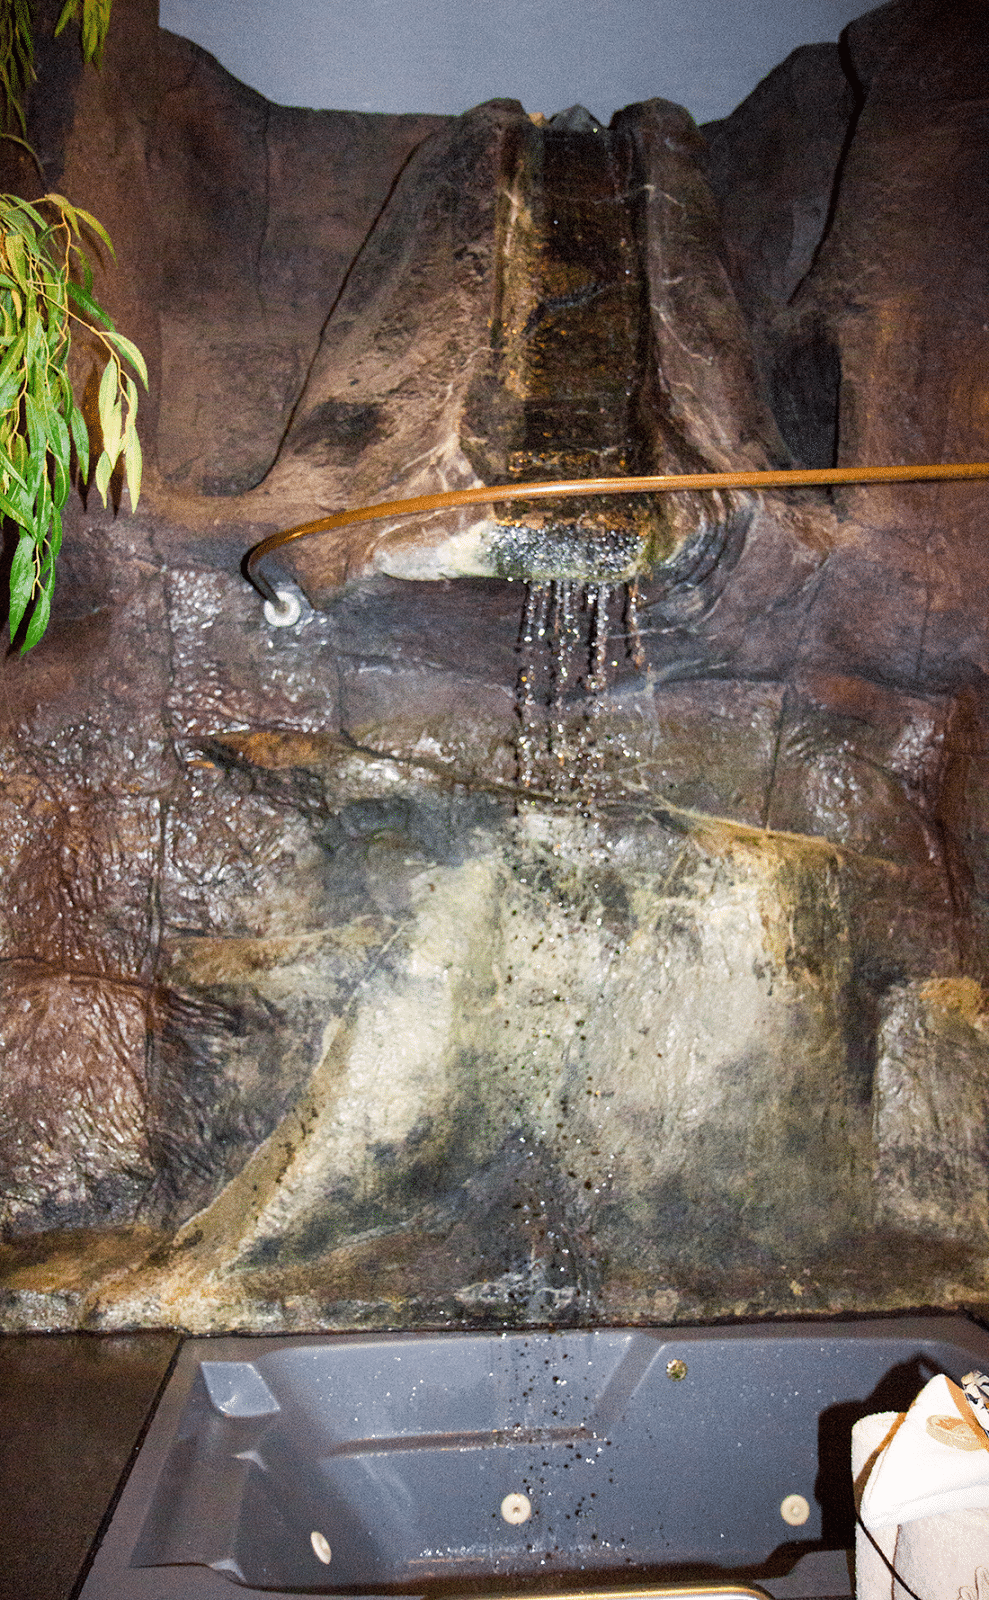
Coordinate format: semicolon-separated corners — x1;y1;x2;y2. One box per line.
1;0;988;1332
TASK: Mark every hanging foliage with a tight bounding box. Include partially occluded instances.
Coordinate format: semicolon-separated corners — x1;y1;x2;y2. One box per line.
0;192;145;648
0;0;33;134
54;0;113;70
0;0;145;650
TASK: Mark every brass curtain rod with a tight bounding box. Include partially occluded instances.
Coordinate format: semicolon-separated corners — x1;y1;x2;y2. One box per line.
245;461;989;605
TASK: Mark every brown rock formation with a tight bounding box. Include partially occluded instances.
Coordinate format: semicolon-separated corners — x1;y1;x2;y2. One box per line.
1;0;988;1332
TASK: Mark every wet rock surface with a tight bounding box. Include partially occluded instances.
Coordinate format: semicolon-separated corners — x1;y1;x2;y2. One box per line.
1;0;988;1330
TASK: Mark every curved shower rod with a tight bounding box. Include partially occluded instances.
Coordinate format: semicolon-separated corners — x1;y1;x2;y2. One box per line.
244;460;989;612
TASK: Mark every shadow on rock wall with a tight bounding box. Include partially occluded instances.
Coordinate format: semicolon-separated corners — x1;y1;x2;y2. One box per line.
1;0;988;1332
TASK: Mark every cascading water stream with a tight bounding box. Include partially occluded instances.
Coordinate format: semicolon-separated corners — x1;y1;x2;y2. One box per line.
515;577;646;798
476;110;658;802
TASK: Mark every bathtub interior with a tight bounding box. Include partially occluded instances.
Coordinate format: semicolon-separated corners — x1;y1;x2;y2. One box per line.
77;1315;989;1599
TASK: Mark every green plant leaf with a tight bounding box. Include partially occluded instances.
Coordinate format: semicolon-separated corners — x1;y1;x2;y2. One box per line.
0;488;33;532
35;460;52;529
3;232;26;288
122;418;141;508
50;409;72;509
49;404;70;459
68;399;90;478
51;453;70;509
103;394;122;466
66;275;114;329
54;2;112;71
1;447;30;493
54;1;74;36
0;0;33;135
38;512;62;589
2;198;48;238
103;329;147;387
94;448;112;505
0;326;26;391
41;192;78;233
22;389;45;462
96;356;119;450
23;296;42;366
71;205;114;257
8;529;36;636
21;573;51;651
47;508;63;568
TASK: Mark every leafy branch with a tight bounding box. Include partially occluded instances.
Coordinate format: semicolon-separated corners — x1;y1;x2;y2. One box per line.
54;0;112;71
0;0;145;650
1;0;111;136
0;0;33;135
0;192;146;649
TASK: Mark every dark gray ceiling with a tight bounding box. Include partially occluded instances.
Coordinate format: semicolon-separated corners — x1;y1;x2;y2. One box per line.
158;0;874;124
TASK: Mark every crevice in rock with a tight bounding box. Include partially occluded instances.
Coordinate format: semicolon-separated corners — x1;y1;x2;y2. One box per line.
787;26;867;308
768;320;842;469
264;130;449;478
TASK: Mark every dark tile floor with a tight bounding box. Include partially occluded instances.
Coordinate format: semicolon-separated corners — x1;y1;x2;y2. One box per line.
0;1332;180;1600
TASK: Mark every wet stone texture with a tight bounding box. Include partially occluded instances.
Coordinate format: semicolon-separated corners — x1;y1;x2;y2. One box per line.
2;0;989;1331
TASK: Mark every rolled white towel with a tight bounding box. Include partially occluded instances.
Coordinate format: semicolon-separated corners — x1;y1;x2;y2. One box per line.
896;1514;989;1597
853;1410;900;1600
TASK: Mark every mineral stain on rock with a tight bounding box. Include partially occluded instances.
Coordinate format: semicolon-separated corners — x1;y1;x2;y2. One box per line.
289;399;386;465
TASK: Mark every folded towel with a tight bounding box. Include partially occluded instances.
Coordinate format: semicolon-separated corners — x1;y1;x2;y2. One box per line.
853;1372;989;1600
852;1410;900;1599
860;1372;989;1531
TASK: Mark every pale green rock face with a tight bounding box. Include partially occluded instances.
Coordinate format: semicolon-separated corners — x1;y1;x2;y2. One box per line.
81;738;988;1332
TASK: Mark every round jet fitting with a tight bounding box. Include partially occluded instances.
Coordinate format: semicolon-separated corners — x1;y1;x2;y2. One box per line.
780;1493;810;1527
264;588;303;627
501;1492;532;1524
310;1531;332;1563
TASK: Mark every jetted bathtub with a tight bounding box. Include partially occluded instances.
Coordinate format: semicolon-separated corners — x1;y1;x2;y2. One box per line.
77;1314;989;1600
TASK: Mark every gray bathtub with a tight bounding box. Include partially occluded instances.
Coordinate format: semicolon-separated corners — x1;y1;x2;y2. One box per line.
77;1314;989;1599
